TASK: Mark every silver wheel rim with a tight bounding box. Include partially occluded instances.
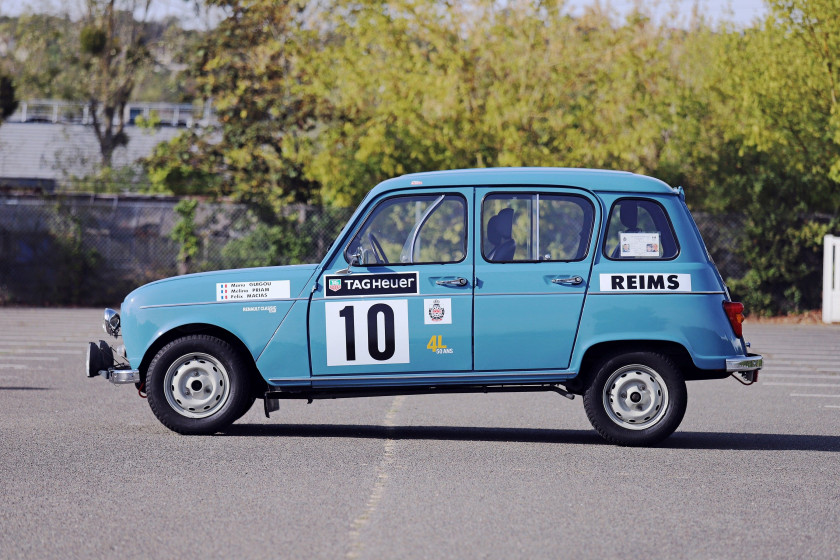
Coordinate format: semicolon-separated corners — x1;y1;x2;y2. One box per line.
163;352;231;419
603;364;669;430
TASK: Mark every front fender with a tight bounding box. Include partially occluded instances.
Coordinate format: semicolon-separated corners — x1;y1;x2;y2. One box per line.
125;302;296;370
119;265;318;369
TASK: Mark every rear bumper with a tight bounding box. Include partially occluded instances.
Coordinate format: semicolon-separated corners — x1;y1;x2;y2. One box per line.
725;353;763;372
726;353;762;383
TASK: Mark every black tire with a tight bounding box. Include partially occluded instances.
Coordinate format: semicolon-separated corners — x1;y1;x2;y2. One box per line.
583;352;687;446
234;392;258;423
146;335;255;435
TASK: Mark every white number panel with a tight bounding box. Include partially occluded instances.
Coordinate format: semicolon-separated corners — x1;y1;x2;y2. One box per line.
325;300;410;366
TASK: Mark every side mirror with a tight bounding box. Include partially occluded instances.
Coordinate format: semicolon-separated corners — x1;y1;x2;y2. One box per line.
336;247;363;275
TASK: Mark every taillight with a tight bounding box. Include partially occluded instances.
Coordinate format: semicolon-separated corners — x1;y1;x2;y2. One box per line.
723;301;745;338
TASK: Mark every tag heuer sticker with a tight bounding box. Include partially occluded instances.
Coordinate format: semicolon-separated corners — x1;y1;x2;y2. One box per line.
323;272;419;298
424;298;452;324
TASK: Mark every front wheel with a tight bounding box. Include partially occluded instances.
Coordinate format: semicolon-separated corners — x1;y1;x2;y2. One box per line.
583;352;687;446
146;335;255;434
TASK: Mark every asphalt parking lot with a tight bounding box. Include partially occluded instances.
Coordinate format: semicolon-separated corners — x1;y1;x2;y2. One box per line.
1;308;838;559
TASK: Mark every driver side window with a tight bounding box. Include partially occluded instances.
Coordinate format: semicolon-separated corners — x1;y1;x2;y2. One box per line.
345;194;467;265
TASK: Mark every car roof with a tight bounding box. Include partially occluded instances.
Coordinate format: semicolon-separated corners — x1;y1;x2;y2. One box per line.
369;167;676;197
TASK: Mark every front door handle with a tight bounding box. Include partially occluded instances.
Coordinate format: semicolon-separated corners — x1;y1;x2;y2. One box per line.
436;277;469;287
552;276;583;286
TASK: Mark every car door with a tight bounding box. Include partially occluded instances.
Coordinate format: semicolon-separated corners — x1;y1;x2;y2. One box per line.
473;188;598;371
309;189;474;378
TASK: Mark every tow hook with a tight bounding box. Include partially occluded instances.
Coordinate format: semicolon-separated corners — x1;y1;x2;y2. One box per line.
732;370;758;386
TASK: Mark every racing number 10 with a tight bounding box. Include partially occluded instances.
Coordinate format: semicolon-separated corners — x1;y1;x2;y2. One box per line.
338;303;395;361
325;300;410;366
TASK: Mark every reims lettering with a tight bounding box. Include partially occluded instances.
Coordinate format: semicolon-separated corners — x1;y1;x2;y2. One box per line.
609;274;683;291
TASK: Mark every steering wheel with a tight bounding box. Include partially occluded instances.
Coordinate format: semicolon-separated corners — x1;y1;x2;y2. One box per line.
368;233;388;264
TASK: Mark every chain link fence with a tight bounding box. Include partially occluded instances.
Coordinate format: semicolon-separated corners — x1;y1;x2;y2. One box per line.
0;195;353;305
691;212;749;281
0;194;761;307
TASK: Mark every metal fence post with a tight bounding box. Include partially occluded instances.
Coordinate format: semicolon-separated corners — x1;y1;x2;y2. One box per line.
824;234;840;323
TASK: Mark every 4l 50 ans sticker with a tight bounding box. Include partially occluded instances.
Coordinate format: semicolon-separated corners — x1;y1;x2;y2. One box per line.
599;273;691;292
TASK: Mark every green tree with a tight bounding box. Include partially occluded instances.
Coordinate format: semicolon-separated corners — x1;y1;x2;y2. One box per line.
763;0;840;185
79;1;155;167
297;1;701;205
0;73;17;121
1;7;197;167
147;0;703;207
140;0;840;313
667;0;840;314
1;12;199;104
144;0;322;217
171;198;199;275
145;130;222;195
0;13;81;100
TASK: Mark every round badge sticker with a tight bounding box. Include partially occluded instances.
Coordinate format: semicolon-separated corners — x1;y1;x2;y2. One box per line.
424;298;452;325
428;300;445;322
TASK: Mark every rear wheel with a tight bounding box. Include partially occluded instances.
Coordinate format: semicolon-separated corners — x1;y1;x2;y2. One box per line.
583;352;687;446
146;335;255;434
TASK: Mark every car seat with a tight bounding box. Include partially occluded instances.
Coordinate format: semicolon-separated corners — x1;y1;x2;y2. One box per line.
612;200;642;258
486;208;516;261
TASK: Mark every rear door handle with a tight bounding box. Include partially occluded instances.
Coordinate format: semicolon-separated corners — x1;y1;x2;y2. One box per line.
436;277;469;287
552;276;583;286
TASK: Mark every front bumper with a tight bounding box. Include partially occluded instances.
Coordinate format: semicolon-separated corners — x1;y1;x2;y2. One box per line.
86;340;140;384
97;368;141;384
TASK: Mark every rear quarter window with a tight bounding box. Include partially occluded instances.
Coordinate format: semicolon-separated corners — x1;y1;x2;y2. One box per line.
603;198;679;260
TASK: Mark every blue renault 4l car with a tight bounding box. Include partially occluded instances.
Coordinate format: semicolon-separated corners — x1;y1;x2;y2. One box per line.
86;168;762;446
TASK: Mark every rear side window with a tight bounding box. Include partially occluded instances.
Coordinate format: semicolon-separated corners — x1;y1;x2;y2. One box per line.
482;193;594;262
603;198;678;260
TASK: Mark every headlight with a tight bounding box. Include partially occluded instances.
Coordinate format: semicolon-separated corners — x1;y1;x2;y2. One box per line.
103;308;121;337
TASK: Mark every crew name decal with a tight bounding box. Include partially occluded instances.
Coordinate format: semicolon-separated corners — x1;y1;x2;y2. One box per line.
217;280;290;301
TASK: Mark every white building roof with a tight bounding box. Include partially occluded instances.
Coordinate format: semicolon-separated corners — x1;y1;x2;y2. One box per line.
0;122;183;183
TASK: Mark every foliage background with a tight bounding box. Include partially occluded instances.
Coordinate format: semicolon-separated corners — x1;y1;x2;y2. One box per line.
2;0;840;314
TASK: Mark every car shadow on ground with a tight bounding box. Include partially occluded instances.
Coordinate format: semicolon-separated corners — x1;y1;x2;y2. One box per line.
0;386;51;391
222;424;840;451
224;423;601;444
664;431;840;452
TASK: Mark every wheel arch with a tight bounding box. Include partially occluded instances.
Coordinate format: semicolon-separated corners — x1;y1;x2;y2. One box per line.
567;339;708;394
138;323;267;395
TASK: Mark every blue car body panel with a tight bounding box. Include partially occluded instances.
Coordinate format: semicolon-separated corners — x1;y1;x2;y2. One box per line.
120;265;318;370
117;168;749;389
